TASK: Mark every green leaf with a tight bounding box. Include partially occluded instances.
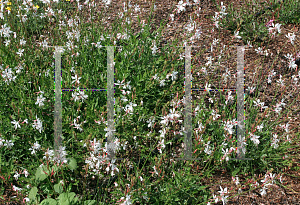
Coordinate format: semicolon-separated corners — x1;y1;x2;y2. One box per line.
57;192;76;205
83;200;97;205
68;158;77;171
40;198;58;205
29;186;38;201
35;166;48;182
54;183;63;194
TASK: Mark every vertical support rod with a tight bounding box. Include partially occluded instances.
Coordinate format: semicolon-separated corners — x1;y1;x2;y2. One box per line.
236;46;246;159
54;46;63;161
184;46;192;160
107;46;116;160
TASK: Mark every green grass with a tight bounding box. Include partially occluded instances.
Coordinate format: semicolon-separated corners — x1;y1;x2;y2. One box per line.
0;0;299;204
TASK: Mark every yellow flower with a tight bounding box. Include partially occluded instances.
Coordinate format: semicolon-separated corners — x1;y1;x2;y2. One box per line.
6;7;11;11
66;0;70;1
35;5;39;9
7;2;12;6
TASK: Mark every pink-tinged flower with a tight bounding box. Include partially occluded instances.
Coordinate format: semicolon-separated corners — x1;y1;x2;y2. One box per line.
12;185;22;192
23;197;30;203
23;169;29;178
265;18;274;27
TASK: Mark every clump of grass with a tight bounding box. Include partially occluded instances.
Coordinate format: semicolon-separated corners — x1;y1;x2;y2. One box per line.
218;0;300;47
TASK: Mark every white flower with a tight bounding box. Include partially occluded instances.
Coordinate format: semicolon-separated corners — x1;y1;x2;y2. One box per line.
0;138;5;147
247;40;253;48
14;63;24;74
176;1;187;14
286;32;296;45
178;53;185;60
192;26;202;40
168;108;181;120
223;120;234;135
123;194;132;205
282;122;290;133
271;134;280;149
70;67;76;73
23;197;30;202
14;171;20;180
115;79;125;87
153;166;158;175
29;141;41;155
43;148;54;161
20;38;26;46
276;74;285;87
53;146;68;164
234;30;242;39
273;23;281;33
0;24;14;38
151;42;158;54
222;148;230;161
12;185;22;192
72;117;86;132
233;176;240;185
255;47;263;55
225;91;234;105
35;94;46;107
256;123;264;132
23;170;29;178
246;86;256;95
211;109;220;121
204;141;212;155
16;48;24;57
123;81;131;90
32;115;43;133
159;79;166;87
33;141;41;150
288;60;298;70
142;192;149;201
205;82;211;93
2;67;17;85
11;120;21;130
4;39;10;46
4;140;14;148
221;195;229;205
134;4;140;12
284;53;294;61
71;74;81;85
218;186;228;196
213;194;219;203
121;89;130;96
124;102;137;114
260;186;268;196
171;71;178;81
152;74;159;81
205;56;214;66
139;176;143;182
220;1;227;15
250;134;260;145
72;87;88;102
212;38;219;46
